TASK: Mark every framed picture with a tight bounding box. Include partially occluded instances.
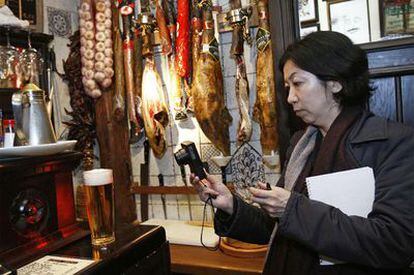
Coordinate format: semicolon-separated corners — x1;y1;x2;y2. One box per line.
300;24;320;38
407;1;414;33
5;0;43;33
379;0;413;36
299;0;319;24
328;0;371;44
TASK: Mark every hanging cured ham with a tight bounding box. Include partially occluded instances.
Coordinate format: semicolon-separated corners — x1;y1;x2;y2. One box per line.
228;0;252;143
161;0;188;120
192;1;232;156
139;2;170;158
141;59;169;158
253;0;278;155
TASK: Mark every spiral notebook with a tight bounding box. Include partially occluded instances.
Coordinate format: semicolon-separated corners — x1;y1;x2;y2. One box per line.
306;167;375;217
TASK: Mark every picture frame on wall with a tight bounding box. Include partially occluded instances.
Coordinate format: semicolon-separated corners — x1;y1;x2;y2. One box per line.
327;0;371;44
406;1;414;33
299;0;319;24
5;0;43;33
379;0;414;36
300;23;320;38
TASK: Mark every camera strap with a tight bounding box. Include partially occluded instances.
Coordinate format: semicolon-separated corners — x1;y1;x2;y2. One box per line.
200;195;221;251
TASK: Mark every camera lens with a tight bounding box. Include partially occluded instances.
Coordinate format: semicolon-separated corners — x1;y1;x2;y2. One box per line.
174;148;189;165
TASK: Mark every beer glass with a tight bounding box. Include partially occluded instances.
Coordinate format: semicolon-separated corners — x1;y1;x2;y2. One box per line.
83;169;115;246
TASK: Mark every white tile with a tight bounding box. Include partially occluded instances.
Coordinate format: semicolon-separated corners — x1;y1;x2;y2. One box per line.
136;202;142;221
244;44;257;74
163;175;176;186
221;44;236;77
171;117;200;146
44;0;79;11
130;146;144;177
229;108;240;143
247;73;257;105
190;205;205;221
219;32;233;45
174;173;186;187
249;140;263;154
224;76;237;109
135;194;141;204
162;196;178;220
251;119;261;142
149;147;175;176
71;12;79;33
149;198;155;219
151;202;165;220
177;201;192;221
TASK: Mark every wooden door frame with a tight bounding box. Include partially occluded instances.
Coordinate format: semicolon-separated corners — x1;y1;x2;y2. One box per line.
268;0;300;167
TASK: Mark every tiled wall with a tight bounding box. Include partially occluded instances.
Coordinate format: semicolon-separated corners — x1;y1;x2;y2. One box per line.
43;0;80;138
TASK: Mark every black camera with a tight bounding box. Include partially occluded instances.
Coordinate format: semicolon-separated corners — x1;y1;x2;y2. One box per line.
174;141;207;180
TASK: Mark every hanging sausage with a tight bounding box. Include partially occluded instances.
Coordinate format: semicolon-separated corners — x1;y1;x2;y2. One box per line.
192;0;232;156
253;0;278;155
112;5;125;122
119;0;145;143
176;0;191;78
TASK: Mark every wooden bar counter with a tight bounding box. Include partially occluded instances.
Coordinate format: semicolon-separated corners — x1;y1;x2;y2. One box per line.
170;244;265;274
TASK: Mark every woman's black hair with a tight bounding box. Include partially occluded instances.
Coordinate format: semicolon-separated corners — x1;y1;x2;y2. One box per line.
279;31;373;106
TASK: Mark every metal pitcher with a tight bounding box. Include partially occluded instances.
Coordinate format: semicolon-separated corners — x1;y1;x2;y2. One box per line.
12;83;57;146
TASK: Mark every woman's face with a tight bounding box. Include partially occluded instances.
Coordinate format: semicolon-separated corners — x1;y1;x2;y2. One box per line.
283;60;342;133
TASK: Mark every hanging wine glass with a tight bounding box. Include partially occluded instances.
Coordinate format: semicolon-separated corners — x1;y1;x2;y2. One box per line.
0;45;8;88
20;30;44;86
4;27;20;88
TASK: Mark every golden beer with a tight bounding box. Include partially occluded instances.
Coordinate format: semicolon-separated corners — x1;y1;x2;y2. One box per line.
83;169;115;246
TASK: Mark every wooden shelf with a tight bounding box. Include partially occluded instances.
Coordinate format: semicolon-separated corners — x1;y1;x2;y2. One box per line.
130;184;235;195
130;185;197;195
0;26;53;46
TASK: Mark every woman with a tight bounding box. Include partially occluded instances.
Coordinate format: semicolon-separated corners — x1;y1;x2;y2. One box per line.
190;31;414;275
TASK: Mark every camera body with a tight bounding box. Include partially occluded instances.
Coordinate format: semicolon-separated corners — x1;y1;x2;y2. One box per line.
174;141;207;180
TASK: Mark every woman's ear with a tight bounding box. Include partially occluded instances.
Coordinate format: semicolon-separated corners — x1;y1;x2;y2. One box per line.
327;81;343;94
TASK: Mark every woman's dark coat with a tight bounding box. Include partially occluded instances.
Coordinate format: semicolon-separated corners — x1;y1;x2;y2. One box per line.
215;111;414;275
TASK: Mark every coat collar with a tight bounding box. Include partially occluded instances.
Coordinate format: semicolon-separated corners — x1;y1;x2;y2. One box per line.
349;111;388;144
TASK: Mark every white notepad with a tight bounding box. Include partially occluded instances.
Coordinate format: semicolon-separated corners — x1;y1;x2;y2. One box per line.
306;167;375;217
306;167;376;265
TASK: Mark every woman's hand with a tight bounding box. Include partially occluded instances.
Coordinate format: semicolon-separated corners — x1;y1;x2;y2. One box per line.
190;172;234;215
250;182;292;218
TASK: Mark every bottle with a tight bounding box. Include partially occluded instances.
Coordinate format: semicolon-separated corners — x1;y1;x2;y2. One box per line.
0;109;3;147
3;119;15;148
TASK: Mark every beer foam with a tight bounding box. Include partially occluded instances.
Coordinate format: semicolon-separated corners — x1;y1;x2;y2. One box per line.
83;169;113;186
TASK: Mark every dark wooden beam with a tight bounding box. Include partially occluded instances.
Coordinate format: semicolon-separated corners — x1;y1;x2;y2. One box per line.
268;0;300;168
95;95;137;224
94;6;137;225
130;184;236;195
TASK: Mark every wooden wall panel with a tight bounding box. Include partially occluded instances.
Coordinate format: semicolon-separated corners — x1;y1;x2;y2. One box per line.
402;76;414;127
369;78;396;121
367;47;414;69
